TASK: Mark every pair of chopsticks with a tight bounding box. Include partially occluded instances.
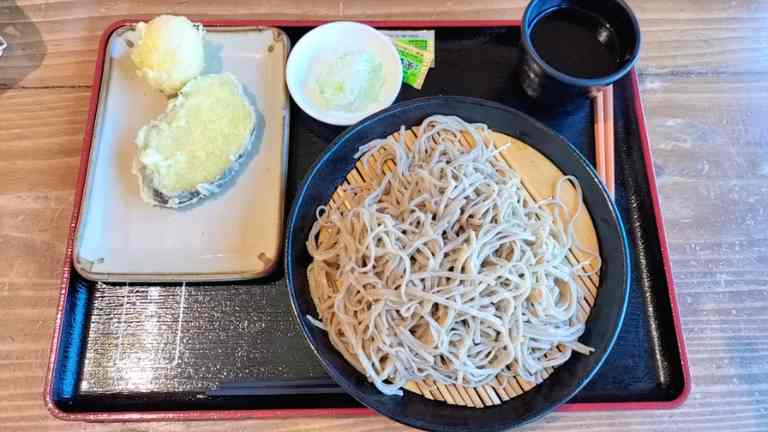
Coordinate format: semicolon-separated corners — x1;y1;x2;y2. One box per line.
593;85;615;198
207;377;345;396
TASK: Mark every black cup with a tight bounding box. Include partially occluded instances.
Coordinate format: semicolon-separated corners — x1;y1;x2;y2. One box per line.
519;0;641;105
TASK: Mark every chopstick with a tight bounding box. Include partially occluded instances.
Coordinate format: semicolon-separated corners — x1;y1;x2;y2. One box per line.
207;377;346;397
593;86;615;197
605;85;615;197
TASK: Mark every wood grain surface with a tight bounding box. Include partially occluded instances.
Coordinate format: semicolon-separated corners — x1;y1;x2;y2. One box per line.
1;0;767;431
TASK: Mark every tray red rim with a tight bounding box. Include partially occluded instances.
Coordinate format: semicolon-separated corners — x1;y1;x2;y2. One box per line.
44;18;691;423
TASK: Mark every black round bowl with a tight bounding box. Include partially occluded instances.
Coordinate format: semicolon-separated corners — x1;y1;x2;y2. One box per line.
519;0;641;104
285;96;631;431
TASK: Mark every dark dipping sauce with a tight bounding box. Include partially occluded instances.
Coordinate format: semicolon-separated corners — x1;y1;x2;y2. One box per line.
530;7;622;79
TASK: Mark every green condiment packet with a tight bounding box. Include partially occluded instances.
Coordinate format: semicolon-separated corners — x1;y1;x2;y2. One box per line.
393;39;434;90
381;30;435;67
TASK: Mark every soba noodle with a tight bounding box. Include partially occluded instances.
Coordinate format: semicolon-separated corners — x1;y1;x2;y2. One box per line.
306;115;599;396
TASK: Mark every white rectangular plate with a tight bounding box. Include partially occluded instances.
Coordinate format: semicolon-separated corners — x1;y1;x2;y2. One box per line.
74;25;290;282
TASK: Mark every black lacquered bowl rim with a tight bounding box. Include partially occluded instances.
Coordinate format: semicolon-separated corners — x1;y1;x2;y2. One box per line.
521;0;642;88
285;96;631;431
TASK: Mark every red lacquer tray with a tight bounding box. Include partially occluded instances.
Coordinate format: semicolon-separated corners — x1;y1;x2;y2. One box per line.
45;19;690;422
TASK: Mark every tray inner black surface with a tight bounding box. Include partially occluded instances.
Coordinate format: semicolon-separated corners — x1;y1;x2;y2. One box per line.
50;25;684;413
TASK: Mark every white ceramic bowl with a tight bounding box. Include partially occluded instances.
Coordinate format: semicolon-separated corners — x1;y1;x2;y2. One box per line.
286;21;403;126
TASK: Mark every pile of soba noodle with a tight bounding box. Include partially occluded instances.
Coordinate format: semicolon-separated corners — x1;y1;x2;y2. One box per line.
306;115;599;396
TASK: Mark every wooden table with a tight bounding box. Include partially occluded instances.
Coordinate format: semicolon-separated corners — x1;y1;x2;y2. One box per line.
2;0;767;430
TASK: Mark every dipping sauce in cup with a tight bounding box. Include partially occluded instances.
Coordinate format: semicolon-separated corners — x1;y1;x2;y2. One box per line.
519;0;641;104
